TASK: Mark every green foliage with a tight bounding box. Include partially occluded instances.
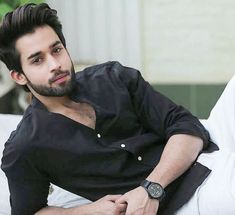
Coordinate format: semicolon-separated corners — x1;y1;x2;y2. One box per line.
20;0;44;5
0;0;44;21
0;0;19;9
0;3;12;18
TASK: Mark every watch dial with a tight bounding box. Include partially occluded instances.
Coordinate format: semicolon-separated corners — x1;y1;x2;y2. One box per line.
148;184;163;198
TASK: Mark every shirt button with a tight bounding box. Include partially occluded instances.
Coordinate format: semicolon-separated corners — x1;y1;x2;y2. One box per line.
138;156;142;161
121;144;126;148
97;133;101;138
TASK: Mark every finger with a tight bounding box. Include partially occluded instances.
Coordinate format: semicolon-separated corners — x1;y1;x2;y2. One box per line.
103;194;122;202
115;194;127;204
117;203;127;213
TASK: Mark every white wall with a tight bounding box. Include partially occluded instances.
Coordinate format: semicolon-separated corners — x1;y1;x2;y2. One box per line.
46;0;142;71
0;62;15;97
143;0;235;84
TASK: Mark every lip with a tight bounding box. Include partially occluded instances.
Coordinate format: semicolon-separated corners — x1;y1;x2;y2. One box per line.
52;73;69;84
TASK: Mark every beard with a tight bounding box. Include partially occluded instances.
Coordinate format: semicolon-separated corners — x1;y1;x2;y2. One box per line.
26;66;76;97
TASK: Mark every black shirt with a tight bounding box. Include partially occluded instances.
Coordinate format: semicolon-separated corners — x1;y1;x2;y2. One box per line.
1;61;217;215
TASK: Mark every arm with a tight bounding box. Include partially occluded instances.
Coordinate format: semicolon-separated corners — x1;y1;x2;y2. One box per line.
35;195;127;215
6;174;126;215
116;134;203;215
147;134;203;188
3;141;126;215
113;62;208;214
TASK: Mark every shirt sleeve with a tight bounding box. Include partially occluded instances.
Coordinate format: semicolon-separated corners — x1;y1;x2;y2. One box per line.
8;178;49;215
112;62;210;148
1;139;50;215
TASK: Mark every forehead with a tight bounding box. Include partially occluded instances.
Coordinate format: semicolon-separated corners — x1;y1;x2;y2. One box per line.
15;25;60;58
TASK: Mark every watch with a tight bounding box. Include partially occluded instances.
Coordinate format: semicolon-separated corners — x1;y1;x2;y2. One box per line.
140;179;165;201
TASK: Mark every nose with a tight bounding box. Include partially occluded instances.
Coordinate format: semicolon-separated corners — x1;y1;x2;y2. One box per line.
48;55;61;72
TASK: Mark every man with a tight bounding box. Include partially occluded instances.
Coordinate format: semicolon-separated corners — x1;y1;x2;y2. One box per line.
0;3;217;215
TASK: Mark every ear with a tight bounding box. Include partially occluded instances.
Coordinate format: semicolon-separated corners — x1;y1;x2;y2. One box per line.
10;70;28;85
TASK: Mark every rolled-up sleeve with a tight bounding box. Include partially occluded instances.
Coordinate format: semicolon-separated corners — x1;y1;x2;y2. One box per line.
113;62;210;149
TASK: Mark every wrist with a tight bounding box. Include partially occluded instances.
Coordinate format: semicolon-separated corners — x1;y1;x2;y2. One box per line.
140;179;165;201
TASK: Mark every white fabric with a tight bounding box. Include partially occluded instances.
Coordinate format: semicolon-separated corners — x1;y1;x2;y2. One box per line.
0;114;22;215
177;149;235;215
0;114;90;215
47;185;91;208
177;74;235;214
204;74;235;152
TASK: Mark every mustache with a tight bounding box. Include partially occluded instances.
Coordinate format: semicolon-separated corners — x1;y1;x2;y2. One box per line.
48;70;70;84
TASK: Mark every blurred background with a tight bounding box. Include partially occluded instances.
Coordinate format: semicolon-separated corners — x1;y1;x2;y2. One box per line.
1;0;234;118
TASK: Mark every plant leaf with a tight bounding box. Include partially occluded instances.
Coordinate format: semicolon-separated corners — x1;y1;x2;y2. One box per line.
20;0;44;5
0;3;13;20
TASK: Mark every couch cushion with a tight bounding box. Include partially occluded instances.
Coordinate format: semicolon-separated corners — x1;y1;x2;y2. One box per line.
0;114;22;215
204;74;235;152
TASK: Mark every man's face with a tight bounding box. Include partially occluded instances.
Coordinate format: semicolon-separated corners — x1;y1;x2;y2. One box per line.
15;25;75;97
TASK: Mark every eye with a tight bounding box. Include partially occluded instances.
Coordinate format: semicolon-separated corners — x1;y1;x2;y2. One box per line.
53;47;63;54
31;57;43;65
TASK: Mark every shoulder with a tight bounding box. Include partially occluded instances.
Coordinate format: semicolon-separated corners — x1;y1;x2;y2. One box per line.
2;106;50;158
77;61;120;76
5;109;33;149
1;107;51;177
75;61;140;84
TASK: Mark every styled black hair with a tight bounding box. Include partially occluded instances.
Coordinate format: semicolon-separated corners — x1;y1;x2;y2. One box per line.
0;3;66;73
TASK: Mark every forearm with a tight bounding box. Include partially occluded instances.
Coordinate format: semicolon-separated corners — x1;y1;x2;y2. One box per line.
147;134;203;188
35;205;91;215
35;194;124;215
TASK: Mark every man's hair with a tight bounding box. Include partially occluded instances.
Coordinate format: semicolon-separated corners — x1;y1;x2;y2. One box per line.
0;3;66;73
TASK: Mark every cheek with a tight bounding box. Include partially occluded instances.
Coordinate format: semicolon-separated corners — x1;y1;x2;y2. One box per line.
23;68;49;84
31;75;47;84
61;53;73;68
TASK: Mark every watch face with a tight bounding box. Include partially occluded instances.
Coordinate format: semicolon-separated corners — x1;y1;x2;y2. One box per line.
147;183;164;199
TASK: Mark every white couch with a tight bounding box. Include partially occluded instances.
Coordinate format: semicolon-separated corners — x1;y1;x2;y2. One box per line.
177;74;235;214
1;74;235;214
0;114;22;214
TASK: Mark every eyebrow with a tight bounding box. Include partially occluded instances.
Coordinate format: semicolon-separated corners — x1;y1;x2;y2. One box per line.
27;41;62;60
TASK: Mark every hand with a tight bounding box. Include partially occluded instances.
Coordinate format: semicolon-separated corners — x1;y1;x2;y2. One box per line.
115;187;159;215
35;195;127;215
86;194;127;215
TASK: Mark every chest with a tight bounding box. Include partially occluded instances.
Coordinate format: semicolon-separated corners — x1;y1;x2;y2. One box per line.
61;102;96;130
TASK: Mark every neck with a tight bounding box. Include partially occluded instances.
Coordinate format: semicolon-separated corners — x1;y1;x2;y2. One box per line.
31;91;74;112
